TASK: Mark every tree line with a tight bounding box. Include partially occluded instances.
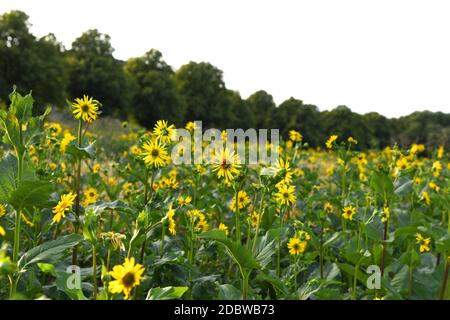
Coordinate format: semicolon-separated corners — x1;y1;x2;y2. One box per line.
1;10;449;149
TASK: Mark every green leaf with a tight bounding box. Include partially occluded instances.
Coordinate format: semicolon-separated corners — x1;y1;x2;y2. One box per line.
9;180;53;210
65;141;96;160
254;231;276;269
18;234;84;270
369;171;394;200
217;284;242;300
0;153;19;203
255;273;288;295
9;89;34;124
55;271;87;300
199;230;259;272
394;179;413;196
37;263;56;275
146;286;188;300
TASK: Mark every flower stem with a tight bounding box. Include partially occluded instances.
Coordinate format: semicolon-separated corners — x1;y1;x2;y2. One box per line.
235;188;241;243
92;245;97;300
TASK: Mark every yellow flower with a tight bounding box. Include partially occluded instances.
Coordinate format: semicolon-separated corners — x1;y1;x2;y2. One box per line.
249;211;259;227
274;158;292;183
196;219;209;232
348;136;358;144
141;139;169;168
211;148;241;183
287;237;307;255
166;206;176;236
432;161;442;177
437;146;444;159
82;187;98;206
396;157;409;170
109;257;145;299
130;145;142;156
92;163;101;174
286;140;293;149
0;225;5;236
177;196;192;207
415;233;431;253
326;135;338;149
52;192;77;223
421;191;431;206
342;205;357;221
381;206;390;223
72;95;100;123
60;132;76;152
122;182;133;196
428;181;440;192
153;120;175;144
414;177;422;185
185;121;196;132
218;223;229;236
0;204;6;218
47;123;62;137
323;202;333;213
289;130;303;143
274;183;296;206
230;190;250;212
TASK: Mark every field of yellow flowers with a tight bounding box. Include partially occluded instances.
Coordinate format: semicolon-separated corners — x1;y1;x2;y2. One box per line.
0;89;449;300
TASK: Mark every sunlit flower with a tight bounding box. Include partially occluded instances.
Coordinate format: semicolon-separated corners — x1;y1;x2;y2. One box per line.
432;161;442;177
342;205;357;221
381;206;390;223
52;192;77;223
141;139;169;168
289;130;303;143
348;136;358;145
287;237;307;255
323;202;333;213
326;135;338;149
166;206;176;236
274;183;296;206
72;95;100;123
0;204;6;218
249;211;259;227
185;121;196;132
177;196;192;207
218;222;229;236
153;120;175;144
211;148;241;183
109;257;145;299
421;191;431;206
415;233;431;253
60;132;76;152
230;190;250;212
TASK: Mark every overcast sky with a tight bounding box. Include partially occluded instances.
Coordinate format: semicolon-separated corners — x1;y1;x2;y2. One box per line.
1;0;450;117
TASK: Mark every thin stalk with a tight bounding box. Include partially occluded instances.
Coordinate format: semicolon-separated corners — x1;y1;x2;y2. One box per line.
277;207;286;277
72;119;83;266
241;271;249;300
235;188;241;243
380;220;388;277
439;258;449;300
319;222;324;279
92;245;97;300
252;189;265;252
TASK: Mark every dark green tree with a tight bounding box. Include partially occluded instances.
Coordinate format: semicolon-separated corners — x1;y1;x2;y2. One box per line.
175;61;228;128
246;90;276;128
125;49;184;127
67;29;132;118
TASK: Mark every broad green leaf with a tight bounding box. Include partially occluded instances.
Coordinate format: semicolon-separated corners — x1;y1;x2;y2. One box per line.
0;153;19;202
394;179;413;196
255;273;288;295
146;286;188;300
9;180;53;210
199;230;259;272
254;231;276;269
9;89;34;123
18;234;84;269
217;284;242;300
65;141;96;160
55;271;87;300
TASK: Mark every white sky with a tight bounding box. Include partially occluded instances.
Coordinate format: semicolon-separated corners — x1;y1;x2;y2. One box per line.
1;0;450;117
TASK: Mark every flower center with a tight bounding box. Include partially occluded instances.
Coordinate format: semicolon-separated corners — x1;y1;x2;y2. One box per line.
122;272;135;287
151;149;160;157
81;104;90;113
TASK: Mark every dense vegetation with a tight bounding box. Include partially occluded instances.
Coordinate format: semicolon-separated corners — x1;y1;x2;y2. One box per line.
1;10;449;150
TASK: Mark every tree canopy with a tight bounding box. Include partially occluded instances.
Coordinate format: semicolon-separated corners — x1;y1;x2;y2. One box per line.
0;10;449;150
